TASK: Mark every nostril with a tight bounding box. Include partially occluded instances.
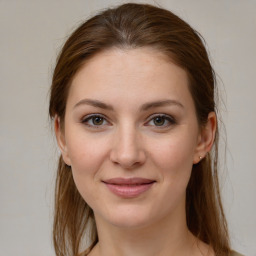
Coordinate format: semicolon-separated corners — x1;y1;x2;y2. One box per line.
110;150;146;169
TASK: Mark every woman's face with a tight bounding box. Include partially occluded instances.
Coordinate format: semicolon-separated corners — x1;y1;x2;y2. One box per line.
56;47;212;229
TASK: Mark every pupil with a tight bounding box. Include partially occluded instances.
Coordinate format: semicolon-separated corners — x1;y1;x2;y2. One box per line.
93;117;103;125
154;116;165;126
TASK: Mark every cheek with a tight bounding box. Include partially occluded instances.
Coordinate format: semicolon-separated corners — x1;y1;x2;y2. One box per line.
66;134;110;206
66;132;111;187
151;134;195;169
148;131;197;190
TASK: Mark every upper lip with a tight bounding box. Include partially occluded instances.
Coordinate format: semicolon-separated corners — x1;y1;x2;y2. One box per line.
103;177;155;185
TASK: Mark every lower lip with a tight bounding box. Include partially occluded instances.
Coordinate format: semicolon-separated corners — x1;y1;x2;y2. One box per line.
104;183;154;198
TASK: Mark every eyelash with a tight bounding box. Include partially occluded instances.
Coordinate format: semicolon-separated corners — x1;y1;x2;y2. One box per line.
81;114;176;129
146;114;176;128
81;114;109;128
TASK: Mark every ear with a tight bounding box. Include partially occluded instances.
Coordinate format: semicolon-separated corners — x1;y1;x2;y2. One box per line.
54;116;71;166
193;112;217;164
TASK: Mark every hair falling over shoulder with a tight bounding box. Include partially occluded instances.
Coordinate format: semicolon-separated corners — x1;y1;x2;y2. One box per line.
49;3;231;256
53;157;98;256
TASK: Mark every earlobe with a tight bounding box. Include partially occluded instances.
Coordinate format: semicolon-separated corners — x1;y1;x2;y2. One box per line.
54;116;71;166
193;112;217;164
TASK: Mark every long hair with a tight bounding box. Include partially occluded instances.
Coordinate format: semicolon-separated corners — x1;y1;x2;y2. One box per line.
49;3;230;256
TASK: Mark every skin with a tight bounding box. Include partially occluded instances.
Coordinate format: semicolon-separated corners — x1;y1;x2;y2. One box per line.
55;47;216;256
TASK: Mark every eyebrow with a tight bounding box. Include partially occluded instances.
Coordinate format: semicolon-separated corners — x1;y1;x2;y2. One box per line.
73;99;114;111
73;99;184;111
140;99;184;111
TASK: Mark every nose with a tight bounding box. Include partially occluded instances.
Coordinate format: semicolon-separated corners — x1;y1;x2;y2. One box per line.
110;124;146;169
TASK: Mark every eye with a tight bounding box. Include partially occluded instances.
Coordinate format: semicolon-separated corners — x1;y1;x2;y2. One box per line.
82;114;109;128
146;114;176;128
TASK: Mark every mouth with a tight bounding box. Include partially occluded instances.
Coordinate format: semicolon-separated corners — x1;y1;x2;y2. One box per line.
102;177;156;198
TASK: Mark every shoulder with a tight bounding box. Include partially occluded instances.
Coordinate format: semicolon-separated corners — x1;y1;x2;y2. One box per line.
231;250;245;256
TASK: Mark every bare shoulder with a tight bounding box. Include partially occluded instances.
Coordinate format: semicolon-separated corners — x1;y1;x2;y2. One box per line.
194;239;215;256
85;244;99;256
196;240;244;256
231;251;245;256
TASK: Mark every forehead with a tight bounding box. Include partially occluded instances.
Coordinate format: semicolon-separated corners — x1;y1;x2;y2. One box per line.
67;47;193;110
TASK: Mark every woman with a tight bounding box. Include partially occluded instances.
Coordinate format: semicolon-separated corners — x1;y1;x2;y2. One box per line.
49;3;243;256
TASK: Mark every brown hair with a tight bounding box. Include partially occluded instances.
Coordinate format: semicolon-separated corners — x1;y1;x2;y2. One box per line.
49;3;230;256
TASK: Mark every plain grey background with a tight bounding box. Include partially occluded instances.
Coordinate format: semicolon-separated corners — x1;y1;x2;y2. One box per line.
0;0;255;255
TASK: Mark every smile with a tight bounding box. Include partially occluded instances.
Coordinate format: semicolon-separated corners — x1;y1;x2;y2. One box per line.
102;177;156;198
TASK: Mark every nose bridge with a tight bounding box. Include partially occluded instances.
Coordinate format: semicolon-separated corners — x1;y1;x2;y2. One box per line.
110;121;145;168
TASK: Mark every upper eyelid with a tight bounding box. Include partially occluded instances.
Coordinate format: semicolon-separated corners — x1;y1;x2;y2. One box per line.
81;114;110;125
82;113;107;120
146;113;175;121
146;114;176;125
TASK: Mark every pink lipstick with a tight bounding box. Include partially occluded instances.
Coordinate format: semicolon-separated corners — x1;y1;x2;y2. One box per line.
103;178;155;198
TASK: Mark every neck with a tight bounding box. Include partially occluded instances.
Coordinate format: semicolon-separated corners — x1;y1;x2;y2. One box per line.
90;209;198;256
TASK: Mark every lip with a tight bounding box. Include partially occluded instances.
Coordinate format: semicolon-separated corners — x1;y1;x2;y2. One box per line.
102;177;155;198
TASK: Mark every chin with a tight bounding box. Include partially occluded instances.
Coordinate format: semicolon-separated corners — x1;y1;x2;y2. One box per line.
109;216;152;230
96;204;159;230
